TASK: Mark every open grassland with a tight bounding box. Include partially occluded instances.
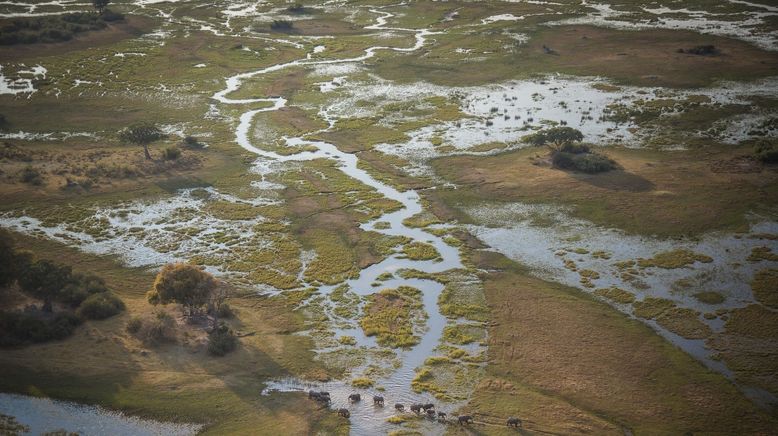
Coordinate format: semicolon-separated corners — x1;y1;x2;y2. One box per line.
374;23;778;88
456;250;778;434
432;145;778;236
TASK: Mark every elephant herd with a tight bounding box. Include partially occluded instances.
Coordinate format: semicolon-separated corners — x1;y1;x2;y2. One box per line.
308;390;522;428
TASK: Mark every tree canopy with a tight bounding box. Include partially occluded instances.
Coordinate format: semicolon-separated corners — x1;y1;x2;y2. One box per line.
524;126;584;150
147;263;218;316
119;123;165;160
18;259;72;312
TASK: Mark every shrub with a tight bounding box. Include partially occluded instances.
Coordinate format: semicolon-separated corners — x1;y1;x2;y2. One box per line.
76;291;125;320
182;136;204;148
61;272;108;307
552;151;616;173
0;13;109;45
681;45;718;56
100;9;124;22
559;142;590;154
754;140;778;164
215;302;234;319
287;3;306;13
162;146;181;160
207;323;237;356
132;310;176;345
19;166;43;185
0;311;81;347
270;20;293;31
126;316;142;333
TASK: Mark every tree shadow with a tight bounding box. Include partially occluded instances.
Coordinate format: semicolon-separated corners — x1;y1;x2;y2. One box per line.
570;170;655;192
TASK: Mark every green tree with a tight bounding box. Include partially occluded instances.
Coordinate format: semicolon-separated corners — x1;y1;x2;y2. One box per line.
18;259;72;312
525;126;584;150
147;263;217;316
92;0;110;14
119;123;165;160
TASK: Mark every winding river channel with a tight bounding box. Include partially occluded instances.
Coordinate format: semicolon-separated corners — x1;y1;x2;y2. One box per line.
214;8;466;435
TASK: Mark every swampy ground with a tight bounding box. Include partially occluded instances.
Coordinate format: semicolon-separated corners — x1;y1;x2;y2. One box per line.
1;0;778;435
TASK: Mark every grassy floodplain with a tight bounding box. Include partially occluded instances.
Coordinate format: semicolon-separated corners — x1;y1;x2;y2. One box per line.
1;0;778;434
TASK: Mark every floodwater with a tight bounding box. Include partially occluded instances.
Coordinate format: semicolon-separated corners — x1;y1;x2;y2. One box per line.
0;393;202;436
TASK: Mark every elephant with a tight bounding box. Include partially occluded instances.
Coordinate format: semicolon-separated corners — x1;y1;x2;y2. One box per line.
437;412;447;420
507;417;522;428
458;415;474;425
410;404;422;413
348;393;361;402
395;403;404;412
337;408;350;418
373;395;384;406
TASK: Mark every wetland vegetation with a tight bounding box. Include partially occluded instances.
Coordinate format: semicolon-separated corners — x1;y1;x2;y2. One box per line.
1;0;777;434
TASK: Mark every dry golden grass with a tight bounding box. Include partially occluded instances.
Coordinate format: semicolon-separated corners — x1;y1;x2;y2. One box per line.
458;250;778;434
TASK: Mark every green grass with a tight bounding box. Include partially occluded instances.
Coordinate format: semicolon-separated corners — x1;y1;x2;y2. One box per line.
360;287;425;348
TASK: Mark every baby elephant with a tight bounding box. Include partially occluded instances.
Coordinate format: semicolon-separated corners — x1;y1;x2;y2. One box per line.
337;408;350;418
458;415;474;425
395;403;404;412
373;395;384;406
348;393;361;402
507;417;522;428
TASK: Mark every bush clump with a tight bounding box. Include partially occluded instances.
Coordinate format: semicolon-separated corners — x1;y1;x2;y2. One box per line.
0;13;114;45
182;136;204;149
0;311;82;346
287;3;307;13
679;45;718;56
270;20;294;31
125;315;143;334
76;291;125;320
19;166;43;185
215;302;234;319
754;140;778;164
130;310;177;345
60;272;109;307
207;322;237;356
552;151;616;173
